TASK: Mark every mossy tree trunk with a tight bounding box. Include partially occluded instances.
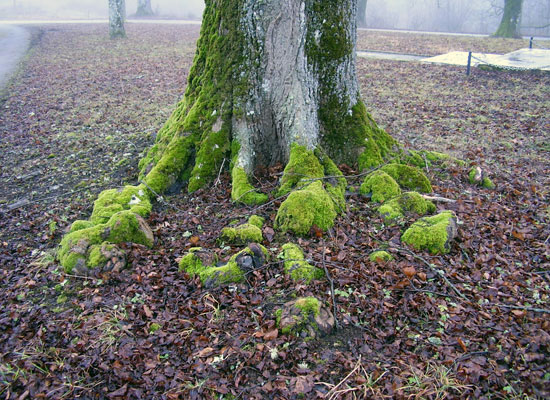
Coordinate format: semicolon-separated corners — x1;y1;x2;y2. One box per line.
494;0;523;38
136;0;154;17
357;0;367;28
109;0;126;39
139;0;394;198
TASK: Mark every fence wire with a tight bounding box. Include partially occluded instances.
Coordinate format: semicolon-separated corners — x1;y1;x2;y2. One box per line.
470;54;550;72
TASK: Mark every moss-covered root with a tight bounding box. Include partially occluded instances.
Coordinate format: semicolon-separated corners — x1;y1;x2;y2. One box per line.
276;297;334;338
359;170;401;203
402;211;458;255
231;166;269;205
369;250;393;262
58;211;154;274
469;166;496;189
280;243;324;283
90;184;152;224
275;145;346;236
220;215;264;245
381;163;432;193
378;191;436;221
179;244;269;287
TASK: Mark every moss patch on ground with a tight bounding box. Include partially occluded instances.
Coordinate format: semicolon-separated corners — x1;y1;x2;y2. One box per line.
402;211;458;255
369;250;393;262
280;243;324;283
220;217;263;245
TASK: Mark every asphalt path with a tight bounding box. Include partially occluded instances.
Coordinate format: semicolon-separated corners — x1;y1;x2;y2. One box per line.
0;24;30;91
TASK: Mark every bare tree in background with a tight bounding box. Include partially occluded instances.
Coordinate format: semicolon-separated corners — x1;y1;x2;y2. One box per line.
109;0;126;38
136;0;154;17
358;0;367;28
493;0;524;37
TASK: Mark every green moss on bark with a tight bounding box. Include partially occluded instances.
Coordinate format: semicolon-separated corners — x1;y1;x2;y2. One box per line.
231;166;268;205
278;144;324;197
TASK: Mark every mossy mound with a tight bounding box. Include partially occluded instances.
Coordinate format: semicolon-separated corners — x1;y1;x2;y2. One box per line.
404;150;451;169
276;297;334;338
179;244;268;287
381;163;432;193
220;215;264;245
469;166;495;189
402;211;458;255
231;166;269;205
275;181;337;236
58;211;154;274
378;191;436;221
359;170;401;203
280;243;324;283
369;250;393;262
91;185;152;224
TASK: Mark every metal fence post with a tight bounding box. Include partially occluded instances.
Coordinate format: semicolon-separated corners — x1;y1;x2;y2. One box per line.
530;37;533;49
466;51;472;76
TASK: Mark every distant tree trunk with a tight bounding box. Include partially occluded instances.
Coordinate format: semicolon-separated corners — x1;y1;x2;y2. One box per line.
109;0;126;39
136;0;154;17
494;0;523;38
357;0;367;28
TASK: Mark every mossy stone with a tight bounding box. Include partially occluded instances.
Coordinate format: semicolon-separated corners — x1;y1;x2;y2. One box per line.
280;243;324;283
220;223;263;245
359;170;401;203
277;297;334;337
402;211;458;255
247;215;264;229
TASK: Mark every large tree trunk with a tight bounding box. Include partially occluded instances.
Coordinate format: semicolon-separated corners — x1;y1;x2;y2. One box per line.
139;0;393;197
136;0;154;17
357;0;367;28
109;0;126;39
494;0;523;38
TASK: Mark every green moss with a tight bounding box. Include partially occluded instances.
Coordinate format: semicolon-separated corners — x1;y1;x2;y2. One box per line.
179;246;268;286
359;170;401;203
378;191;436;221
91;185;152;225
274;308;283;326
317;150;347;213
280;243;324;283
482;177;496;189
369;251;393;262
280;297;322;336
231;166;268;205
381;163;432;193
247;215;264;229
402;211;457;255
277;144;324;197
58;211;153;273
149;323;161;333
87;244;108;268
295;297;321;318
275;180;337;236
220;223;263;244
404;150;451;169
469;167;495;189
69;220;94;233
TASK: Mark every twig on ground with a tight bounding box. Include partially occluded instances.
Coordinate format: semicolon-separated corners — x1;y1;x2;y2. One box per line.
214;158;226;187
322;241;340;329
489;303;550;314
421;195;456;203
139;180;187;213
321;356;362;400
392;247;468;300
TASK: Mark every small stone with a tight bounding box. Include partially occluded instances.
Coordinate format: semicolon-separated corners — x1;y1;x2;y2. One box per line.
278;297;334;338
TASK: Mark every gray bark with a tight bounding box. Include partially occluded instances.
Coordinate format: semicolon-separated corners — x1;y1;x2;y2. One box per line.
109;0;126;39
234;0;359;174
136;0;154;17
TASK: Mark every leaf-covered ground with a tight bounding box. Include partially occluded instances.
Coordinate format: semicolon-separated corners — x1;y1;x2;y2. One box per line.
0;24;549;399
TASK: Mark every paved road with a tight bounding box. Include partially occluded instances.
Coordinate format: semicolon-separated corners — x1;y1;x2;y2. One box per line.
0;24;30;91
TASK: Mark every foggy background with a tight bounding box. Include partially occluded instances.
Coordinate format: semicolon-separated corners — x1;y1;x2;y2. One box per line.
1;0;549;36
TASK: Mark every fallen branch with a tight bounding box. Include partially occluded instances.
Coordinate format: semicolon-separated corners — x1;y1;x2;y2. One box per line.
490;303;550;314
421;195;456;203
322;356;362;400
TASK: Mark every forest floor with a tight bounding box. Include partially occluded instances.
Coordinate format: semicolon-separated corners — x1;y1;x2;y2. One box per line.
0;24;549;399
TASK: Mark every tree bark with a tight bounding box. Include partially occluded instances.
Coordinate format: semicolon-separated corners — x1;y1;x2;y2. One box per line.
139;0;393;197
494;0;523;38
357;0;367;28
109;0;126;39
136;0;154;17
